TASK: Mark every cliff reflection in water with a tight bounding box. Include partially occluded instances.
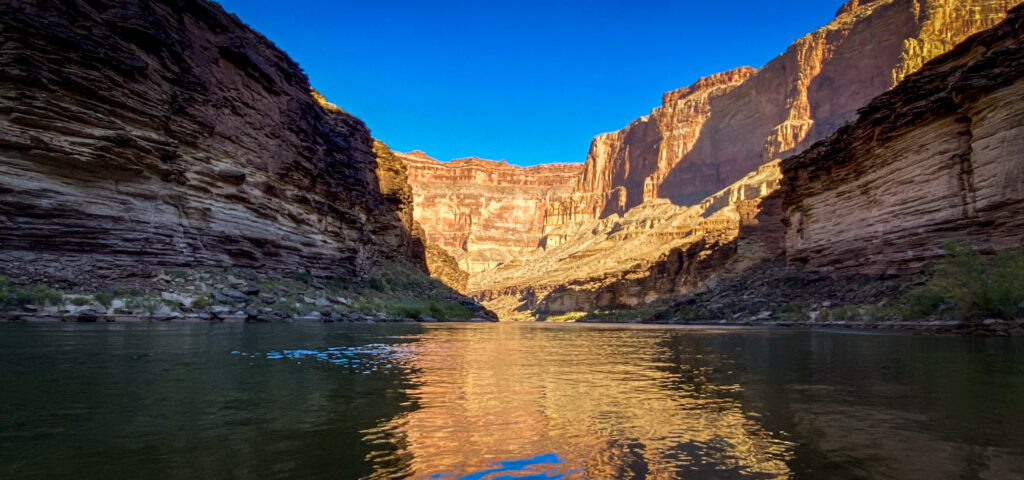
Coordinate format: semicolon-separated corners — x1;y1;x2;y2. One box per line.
363;325;793;479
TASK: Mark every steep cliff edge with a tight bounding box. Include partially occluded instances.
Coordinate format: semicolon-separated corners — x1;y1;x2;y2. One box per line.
402;151;581;274
546;0;1018;233
644;5;1024;328
0;0;495;321
782;3;1024;274
0;0;423;283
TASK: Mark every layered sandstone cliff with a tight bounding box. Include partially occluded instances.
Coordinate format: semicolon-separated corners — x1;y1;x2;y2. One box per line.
472;163;783;318
546;0;1018;233
402;151;581;274
782;3;1024;274
472;0;1019;319
0;0;424;284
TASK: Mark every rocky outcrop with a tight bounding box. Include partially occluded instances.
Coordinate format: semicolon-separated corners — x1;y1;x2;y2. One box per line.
0;0;425;284
546;0;1018;232
471;163;783;318
402;151;581;274
782;3;1024;274
423;241;469;292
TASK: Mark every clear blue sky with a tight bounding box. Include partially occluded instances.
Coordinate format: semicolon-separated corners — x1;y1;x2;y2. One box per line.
216;0;846;166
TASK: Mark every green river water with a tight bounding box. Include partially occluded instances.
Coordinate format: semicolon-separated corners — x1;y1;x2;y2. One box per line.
1;322;1022;479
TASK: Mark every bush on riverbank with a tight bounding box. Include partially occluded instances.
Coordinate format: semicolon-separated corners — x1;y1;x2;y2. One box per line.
0;276;63;308
901;241;1024;321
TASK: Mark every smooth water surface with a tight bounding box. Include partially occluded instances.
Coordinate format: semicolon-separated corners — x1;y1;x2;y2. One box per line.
1;323;1022;479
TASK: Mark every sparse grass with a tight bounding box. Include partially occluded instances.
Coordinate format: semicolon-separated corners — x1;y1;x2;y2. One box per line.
353;296;472;320
544;311;587;323
899;241;1024;321
821;305;861;322
671;306;701;322
268;299;301;315
127;296;164;315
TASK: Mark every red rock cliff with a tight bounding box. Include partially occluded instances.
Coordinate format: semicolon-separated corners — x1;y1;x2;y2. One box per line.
402;151;582;273
0;0;425;283
546;0;1019;231
782;4;1024;274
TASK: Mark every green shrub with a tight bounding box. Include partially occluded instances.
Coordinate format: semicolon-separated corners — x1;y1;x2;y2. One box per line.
127;296;163;315
190;296;211;310
93;293;114;308
0;278;64;308
383;302;426;319
427;300;447;321
291;271;313;284
439;301;473;321
779;300;810;322
367;275;391;293
900;241;1024;321
69;297;90;306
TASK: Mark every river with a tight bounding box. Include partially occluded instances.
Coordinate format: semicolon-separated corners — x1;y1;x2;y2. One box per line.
1;322;1022;479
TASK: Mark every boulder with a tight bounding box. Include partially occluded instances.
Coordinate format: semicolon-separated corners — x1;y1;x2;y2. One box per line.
219;288;248;301
161;292;194;307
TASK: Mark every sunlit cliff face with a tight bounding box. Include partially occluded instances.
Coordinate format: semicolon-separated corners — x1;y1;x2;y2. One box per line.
361;326;793;479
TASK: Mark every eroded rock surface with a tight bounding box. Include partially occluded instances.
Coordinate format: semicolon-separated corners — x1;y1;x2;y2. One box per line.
782;4;1024;274
0;0;424;284
546;0;1018;232
402;151;581;274
471;0;1019;319
471;164;783;319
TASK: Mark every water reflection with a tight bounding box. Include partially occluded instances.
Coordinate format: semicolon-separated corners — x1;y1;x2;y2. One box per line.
364;325;793;479
2;323;1022;480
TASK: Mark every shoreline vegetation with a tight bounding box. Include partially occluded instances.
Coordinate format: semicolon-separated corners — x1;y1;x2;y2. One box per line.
0;262;495;324
543;241;1024;336
2;242;1020;335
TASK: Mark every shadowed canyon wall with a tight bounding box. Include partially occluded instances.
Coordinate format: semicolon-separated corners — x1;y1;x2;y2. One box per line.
402;151;581;274
782;4;1024;274
0;0;425;284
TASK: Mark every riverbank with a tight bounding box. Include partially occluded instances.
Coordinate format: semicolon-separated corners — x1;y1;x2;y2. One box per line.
0;263;497;324
0;312;493;324
642;319;1024;337
564;252;1024;336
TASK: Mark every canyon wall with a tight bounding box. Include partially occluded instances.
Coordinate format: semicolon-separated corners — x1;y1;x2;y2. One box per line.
782;4;1024;274
545;0;1018;234
0;0;425;284
473;0;1020;318
402;151;581;274
471;164;783;318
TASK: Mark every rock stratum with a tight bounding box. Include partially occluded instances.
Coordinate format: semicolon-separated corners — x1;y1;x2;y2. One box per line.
402;151;581;274
472;0;1019;319
0;0;426;284
545;0;1018;230
782;3;1024;275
